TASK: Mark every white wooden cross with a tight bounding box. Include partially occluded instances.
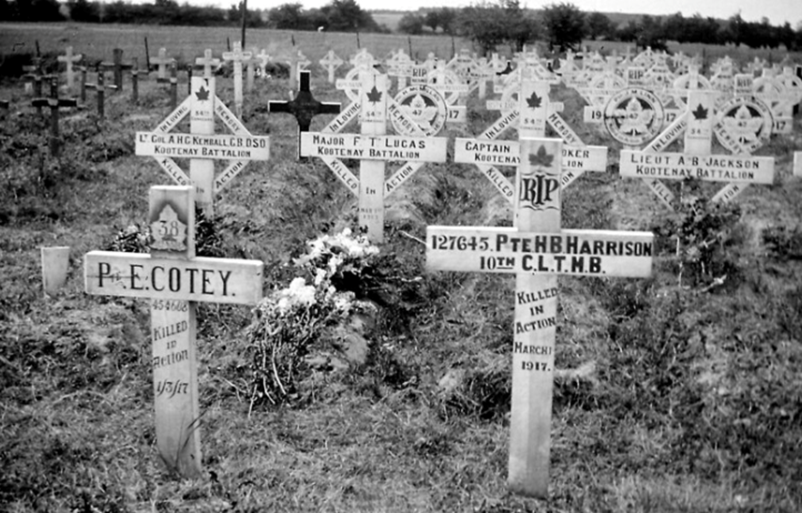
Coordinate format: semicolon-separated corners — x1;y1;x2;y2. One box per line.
459;68;607;207
426;60;469;124
794;152;802;178
135;77;270;214
151;47;175;82
428;136;653;497
285;49;311;92
385;49;414;90
84;185;263;477
244;47;261;94
222;41;253;119
336;51;379;103
57;46;82;92
619;89;775;207
254;49;271;79
577;55;627;125
320;49;344;83
195;49;221;79
300;72;448;242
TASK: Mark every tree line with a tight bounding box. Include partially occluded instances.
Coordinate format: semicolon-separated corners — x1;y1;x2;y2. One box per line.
400;2;802;53
2;0;801;52
0;0;385;32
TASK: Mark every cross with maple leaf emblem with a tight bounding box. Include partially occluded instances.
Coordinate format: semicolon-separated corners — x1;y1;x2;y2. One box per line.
298;72;449;242
459;70;609;208
135;77;271;215
619;89;775;209
428;137;654;498
84;185;264;478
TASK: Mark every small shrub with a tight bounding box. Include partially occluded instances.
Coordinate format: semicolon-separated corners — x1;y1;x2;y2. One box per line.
762;225;802;260
653;194;745;288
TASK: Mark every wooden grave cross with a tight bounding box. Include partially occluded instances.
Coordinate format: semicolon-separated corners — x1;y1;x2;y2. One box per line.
82;65;111;118
268;70;341;157
385;49;414;90
428;136;654;497
244;48;260;94
151;48;176;82
285;49;311;92
32;78;77;157
299;72;448;242
84;185;264;477
336;53;380;104
794;152;802;178
254;49;271;79
619;89;774;207
578;55;628;125
57;46;83;92
222;41;253;119
195;49;221;79
100;48;133;92
426;60;470;124
320;50;344;83
460;71;607;206
135;77;271;214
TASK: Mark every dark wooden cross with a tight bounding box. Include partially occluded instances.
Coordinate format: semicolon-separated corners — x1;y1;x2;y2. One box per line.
268;70;341;157
84;66;114;119
100;48;133;92
32;78;77;157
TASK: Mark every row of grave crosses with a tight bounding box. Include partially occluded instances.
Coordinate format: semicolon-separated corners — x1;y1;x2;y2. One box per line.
26;44;802;144
79;51;797;498
94;57;660;497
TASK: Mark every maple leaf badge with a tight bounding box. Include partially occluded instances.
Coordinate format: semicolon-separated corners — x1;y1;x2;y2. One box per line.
195;85;210;101
150;204;188;252
528;145;554;168
526;92;542;109
692;104;708;120
366;86;383;103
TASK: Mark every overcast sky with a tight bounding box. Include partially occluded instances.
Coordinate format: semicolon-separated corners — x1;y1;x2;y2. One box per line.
233;0;802;26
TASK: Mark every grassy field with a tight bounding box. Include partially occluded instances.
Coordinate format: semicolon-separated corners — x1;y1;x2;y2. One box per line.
2;22;802;513
2;22;800;74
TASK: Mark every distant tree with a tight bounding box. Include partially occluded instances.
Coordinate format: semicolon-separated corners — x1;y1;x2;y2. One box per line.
423;8;456;33
586;11;614;40
777;21;796;50
398;12;424;35
541;2;586;52
617;19;639;42
321;0;377;32
635;15;667;51
269;3;305;29
456;0;538;54
66;0;99;21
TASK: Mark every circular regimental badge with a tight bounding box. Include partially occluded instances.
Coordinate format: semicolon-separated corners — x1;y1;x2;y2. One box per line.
713;96;774;154
392;84;448;136
603;88;666;146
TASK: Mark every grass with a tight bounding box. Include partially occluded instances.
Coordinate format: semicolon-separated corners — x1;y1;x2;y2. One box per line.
1;23;802;512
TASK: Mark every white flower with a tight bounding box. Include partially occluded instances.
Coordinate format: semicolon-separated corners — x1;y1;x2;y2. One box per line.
314;268;327;286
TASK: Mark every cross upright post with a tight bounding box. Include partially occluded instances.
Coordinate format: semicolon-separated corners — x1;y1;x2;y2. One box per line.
268;70;341;157
32;78;77;157
57;46;83;92
100;48;133;92
299;72;448;242
84;185;264;477
427;135;654;496
195;49;221;80
222;41;252;119
320;50;344;83
151;48;176;82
